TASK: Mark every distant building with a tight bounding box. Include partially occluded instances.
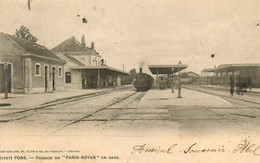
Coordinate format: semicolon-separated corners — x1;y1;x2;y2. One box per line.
179;71;199;84
201;63;260;88
180;71;199;78
200;69;216;77
0;32;66;94
52;35;129;89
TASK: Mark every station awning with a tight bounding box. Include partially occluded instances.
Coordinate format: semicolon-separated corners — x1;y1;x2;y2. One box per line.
69;66;130;75
202;63;260;73
148;64;188;75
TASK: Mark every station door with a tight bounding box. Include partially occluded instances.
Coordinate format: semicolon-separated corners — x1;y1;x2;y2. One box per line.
0;64;11;93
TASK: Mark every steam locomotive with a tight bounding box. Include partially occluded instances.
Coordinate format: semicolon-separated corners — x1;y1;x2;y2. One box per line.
134;68;154;91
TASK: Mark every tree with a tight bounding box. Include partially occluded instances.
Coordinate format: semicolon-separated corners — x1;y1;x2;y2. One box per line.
127;68;137;84
14;25;38;42
130;68;136;75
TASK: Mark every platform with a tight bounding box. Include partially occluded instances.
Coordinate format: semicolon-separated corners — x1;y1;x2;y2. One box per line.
138;88;233;108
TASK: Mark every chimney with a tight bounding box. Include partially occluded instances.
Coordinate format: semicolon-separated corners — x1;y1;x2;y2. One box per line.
139;68;142;73
71;36;75;42
71;36;76;50
91;42;94;49
81;35;86;50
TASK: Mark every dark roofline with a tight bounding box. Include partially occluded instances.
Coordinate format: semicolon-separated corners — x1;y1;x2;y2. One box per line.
64;54;85;66
183;71;199;76
1;32;65;63
60;51;102;58
201;68;216;72
202;63;260;72
21;53;66;63
1;32;27;53
51;37;81;50
69;66;130;75
51;36;102;57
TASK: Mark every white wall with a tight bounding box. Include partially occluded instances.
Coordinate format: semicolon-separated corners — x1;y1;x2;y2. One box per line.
71;69;82;88
90;55;102;66
73;55;91;66
117;76;121;86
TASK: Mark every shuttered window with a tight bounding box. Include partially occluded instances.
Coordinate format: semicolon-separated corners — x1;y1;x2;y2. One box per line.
65;72;71;83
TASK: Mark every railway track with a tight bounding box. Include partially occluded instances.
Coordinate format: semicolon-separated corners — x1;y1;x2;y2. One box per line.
183;85;260;108
0;86;133;122
48;91;146;135
199;85;260;97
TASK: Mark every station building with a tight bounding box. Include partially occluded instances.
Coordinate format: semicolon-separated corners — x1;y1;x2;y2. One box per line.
201;63;260;88
0;32;66;94
52;35;130;89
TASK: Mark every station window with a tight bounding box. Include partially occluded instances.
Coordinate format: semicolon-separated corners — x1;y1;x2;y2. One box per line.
65;72;71;83
35;63;41;76
58;67;62;77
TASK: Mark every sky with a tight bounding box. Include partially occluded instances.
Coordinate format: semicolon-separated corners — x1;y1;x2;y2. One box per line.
0;0;260;74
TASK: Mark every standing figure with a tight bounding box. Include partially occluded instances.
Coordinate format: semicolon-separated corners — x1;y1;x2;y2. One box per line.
236;75;242;95
230;76;234;96
248;75;252;91
113;81;116;90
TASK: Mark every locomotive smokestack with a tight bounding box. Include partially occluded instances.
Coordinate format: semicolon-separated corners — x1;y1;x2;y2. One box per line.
139;68;142;73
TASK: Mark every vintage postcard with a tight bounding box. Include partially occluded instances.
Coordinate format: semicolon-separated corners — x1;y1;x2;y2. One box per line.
0;0;260;162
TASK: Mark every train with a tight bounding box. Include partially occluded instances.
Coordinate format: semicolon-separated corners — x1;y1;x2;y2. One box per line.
134;68;154;91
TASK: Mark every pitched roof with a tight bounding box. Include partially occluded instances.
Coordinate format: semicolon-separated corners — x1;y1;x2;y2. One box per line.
51;37;83;52
51;36;102;57
64;54;85;66
183;71;199;76
1;33;64;61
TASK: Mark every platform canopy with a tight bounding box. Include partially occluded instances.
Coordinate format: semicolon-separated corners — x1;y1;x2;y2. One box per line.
148;64;188;75
202;63;260;73
69;66;130;75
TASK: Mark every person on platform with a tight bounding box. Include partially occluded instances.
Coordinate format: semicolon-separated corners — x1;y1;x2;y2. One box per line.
248;75;252;91
113;81;116;90
236;75;242;95
230;76;234;97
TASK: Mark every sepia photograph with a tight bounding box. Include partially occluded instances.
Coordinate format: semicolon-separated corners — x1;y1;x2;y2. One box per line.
0;0;260;162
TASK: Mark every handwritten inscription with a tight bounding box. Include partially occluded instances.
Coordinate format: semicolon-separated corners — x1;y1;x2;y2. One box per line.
182;143;225;154
131;144;177;154
132;141;260;155
233;141;260;155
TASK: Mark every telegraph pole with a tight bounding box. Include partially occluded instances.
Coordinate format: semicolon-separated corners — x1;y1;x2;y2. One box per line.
4;63;8;99
171;67;174;93
0;63;10;107
177;61;182;98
